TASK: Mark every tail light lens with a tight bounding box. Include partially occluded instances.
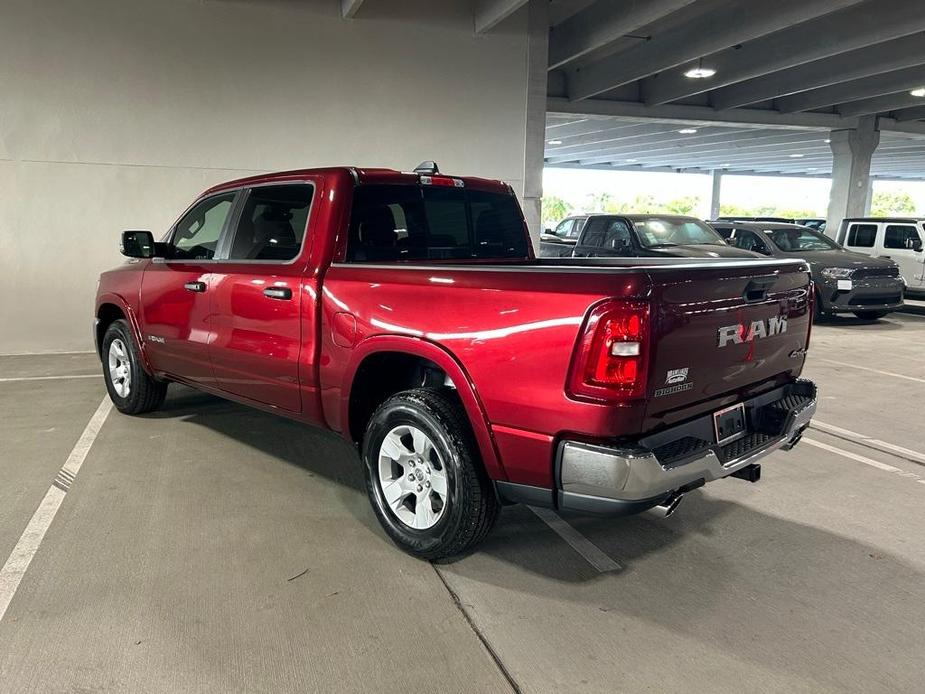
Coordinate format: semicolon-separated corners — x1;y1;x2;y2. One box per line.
568;300;650;402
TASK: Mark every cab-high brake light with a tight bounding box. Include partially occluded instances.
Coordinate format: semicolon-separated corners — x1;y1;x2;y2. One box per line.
568;300;650;402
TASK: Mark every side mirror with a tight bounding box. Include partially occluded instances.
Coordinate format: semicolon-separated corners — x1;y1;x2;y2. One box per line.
120;230;156;258
544;227;553;234
910;239;923;252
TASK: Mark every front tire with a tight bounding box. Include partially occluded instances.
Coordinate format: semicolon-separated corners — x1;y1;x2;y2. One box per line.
362;388;499;561
853;310;889;320
102;319;168;415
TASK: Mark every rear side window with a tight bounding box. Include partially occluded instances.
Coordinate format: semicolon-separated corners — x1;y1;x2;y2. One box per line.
602;220;633;251
228;184;314;261
846;223;877;247
579;218;609;247
883;224;921;249
346;185;528;262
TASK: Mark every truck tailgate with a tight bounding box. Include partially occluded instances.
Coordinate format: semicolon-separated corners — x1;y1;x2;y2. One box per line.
643;260;812;422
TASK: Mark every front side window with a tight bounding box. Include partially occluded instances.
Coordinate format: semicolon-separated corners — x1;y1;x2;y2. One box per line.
767;227;838;252
883;224;921;250
346;185;528;262
633;218;726;248
170;193;236;260
553;219;574;238
847;223;877;248
579;217;609;247
227;184;314;261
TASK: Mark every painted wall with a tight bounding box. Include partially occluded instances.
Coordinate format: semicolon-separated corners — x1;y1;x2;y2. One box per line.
0;0;530;353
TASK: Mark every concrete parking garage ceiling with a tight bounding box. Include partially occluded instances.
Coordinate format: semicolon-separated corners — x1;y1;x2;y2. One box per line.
504;0;925;179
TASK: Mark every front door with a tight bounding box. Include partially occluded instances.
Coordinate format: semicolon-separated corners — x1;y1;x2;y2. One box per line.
208;182;316;413
140;191;238;385
878;223;925;290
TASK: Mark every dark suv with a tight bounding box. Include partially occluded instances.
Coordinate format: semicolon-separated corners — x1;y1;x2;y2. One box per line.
710;221;904;320
571;214;760;259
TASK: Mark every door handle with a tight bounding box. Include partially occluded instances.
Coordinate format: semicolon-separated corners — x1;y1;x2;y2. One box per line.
184;281;206;292
263;287;292;300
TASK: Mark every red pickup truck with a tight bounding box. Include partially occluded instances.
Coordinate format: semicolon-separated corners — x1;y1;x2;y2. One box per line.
95;164;816;559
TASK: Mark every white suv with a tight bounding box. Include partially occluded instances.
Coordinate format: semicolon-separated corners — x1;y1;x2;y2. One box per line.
836;218;925;297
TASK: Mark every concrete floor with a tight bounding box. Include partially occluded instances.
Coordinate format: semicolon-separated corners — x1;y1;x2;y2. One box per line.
1;313;924;693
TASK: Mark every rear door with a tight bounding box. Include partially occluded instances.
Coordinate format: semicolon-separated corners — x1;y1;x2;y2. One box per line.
140;191;238;385
878;223;925;289
573;217;636;257
207;182;316;413
642;261;812;421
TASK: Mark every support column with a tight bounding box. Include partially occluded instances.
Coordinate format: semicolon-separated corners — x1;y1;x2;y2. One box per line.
825;115;879;234
709;169;723;220
521;0;548;252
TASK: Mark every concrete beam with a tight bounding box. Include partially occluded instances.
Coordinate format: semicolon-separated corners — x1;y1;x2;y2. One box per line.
474;0;530;34
341;0;365;19
890;105;925;122
643;2;925;107
839;92;925;118
567;0;862;101
777;65;925;113
548;0;696;70
547;97;859;130
709;31;925;110
826;116;879;231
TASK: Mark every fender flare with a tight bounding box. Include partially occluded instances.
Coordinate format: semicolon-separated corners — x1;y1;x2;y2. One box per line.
95;293;155;376
339;335;507;481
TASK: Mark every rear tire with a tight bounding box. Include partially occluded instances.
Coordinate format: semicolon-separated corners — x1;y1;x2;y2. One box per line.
853;310;888;320
102;319;168;415
362;388;499;561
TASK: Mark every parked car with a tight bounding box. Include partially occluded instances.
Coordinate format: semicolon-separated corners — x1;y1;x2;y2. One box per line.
572;214;761;259
717;216;827;232
710;221;905;320
539;215;587;257
96;163;816;560
835;217;925;298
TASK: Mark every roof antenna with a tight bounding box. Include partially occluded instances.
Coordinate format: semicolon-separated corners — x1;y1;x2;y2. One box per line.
413;161;440;175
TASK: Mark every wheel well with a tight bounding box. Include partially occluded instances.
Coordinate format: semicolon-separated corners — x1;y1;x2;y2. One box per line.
348;352;452;444
96;303;126;356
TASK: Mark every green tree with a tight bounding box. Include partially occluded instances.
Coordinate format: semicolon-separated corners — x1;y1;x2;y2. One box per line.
663;196;702;215
871;190;916;216
541;195;571;227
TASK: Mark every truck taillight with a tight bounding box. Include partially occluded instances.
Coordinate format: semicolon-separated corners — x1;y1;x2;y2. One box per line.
568;301;650;402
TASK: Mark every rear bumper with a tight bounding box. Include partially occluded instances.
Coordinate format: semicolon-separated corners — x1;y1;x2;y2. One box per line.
817;277;904;313
551;380;816;515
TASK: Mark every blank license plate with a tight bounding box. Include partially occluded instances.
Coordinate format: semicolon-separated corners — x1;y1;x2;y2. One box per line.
714;403;746;445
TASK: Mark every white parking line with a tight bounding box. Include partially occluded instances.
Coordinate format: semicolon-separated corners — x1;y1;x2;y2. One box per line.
811;420;925;466
803;438;924;486
0;397;112;622
816;358;925;385
528;506;622;573
0;374;100;383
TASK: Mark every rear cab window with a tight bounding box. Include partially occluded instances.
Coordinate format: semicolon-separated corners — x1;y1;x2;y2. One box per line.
346;185;528;262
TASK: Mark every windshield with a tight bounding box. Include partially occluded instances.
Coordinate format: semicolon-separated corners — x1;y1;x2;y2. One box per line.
767;227;839;252
633;219;727;248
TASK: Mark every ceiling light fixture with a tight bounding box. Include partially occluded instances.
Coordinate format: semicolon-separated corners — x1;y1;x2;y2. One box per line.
824;138;831;143
547;139;563;145
684;57;716;79
789;154;805;158
678;128;698;134
626;158;638;163
910;87;925;97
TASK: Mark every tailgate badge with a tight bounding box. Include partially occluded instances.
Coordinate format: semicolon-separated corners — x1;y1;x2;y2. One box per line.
718;315;787;348
665;368;689;385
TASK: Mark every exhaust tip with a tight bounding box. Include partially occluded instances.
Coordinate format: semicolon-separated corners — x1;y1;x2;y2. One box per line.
651;493;684;518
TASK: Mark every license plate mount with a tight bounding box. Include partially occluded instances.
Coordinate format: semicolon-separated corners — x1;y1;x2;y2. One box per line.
713;403;747;446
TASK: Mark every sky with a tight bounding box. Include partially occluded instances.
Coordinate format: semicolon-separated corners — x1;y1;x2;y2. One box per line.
543;167;925;220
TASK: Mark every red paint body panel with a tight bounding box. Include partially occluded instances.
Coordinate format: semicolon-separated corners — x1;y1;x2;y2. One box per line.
96;166;812;492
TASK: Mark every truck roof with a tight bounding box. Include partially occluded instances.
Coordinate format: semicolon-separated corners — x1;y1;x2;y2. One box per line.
203;166;513;196
841;217;925;223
